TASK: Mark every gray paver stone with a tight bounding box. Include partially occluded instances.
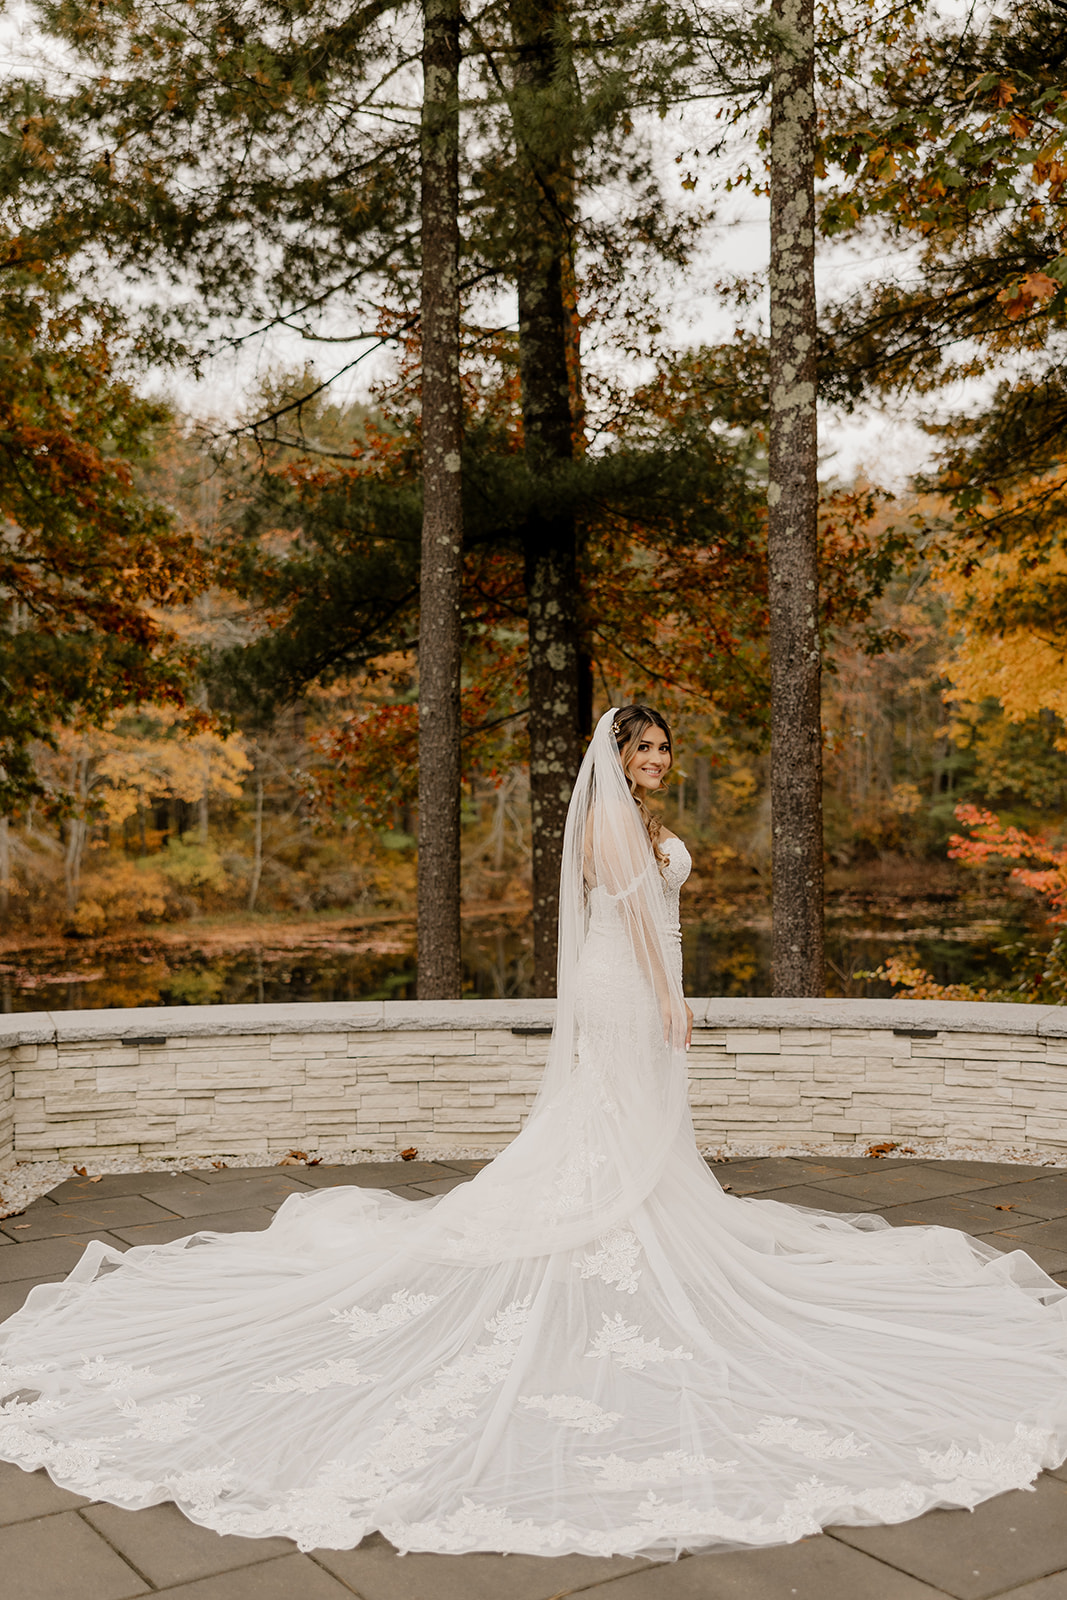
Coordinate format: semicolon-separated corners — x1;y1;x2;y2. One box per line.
976;1234;1067;1276
46;1171;187;1203
981;1215;1067;1255
289;1161;456;1189
991;1222;1067;1260
830;1475;1067;1599
0;1459;90;1524
796;1157;949;1174
313;1533;650;1600
111;1207;276;1247
993;1574;1067;1599
0;1231;126;1284
746;1183;883;1213
706;1158;855;1193
81;1501;294;1587
877;1196;1022;1233
185;1165;282;1184
598;1533;950;1599
815;1168;998;1205
0;1510;147;1600
0;1196;178;1242
974;1177;1067;1220
0;1272;65;1322
932;1162;1059;1184
145;1551;363;1599
140;1175;313;1218
407;1175;472;1196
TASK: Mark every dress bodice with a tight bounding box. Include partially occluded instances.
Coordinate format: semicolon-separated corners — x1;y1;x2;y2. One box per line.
659;836;691;969
659;834;692;909
585;834;690;978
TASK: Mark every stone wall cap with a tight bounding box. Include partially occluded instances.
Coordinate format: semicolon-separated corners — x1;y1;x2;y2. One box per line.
0;1011;53;1047
0;996;1055;1047
50;1001;386;1044
380;999;556;1032
696;997;1063;1035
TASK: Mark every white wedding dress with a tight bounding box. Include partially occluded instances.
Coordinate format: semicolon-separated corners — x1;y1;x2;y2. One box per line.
2;709;1067;1559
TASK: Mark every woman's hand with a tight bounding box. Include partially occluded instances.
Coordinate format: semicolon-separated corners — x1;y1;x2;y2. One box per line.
684;1003;693;1052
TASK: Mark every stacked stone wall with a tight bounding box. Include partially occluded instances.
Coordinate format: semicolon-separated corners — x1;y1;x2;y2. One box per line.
0;998;1064;1166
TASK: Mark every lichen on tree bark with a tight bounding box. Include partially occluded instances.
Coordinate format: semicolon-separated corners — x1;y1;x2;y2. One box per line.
417;0;464;999
767;0;825;996
513;0;584;998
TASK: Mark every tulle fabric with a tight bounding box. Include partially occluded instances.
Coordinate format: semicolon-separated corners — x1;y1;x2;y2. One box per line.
2;708;1067;1558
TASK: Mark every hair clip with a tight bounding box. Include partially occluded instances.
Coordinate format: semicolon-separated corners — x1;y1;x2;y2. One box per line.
611;720;621;736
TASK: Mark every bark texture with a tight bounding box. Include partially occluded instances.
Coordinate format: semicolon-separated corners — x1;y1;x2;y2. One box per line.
514;0;584;997
767;0;825;996
417;0;464;999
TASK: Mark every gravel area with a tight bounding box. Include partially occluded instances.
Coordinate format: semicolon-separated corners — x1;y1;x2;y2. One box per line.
1;1137;1064;1218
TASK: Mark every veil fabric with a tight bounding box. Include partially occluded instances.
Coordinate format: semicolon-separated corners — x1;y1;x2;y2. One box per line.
2;705;1067;1559
401;706;692;1266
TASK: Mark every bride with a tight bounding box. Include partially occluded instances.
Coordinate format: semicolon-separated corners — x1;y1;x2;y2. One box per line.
2;703;1067;1559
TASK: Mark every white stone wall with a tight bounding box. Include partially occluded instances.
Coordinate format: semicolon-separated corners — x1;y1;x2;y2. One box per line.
0;997;1064;1165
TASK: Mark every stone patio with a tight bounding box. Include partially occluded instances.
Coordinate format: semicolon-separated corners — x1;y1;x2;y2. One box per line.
3;1153;1067;1600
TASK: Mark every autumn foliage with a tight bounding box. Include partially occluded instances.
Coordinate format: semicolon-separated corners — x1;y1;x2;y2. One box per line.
949;805;1067;927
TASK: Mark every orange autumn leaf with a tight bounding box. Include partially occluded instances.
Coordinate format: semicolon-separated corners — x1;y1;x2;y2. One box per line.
999;270;1059;320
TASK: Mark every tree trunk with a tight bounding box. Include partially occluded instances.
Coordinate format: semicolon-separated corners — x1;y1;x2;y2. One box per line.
767;0;825;996
64;818;87;914
417;0;464;999
248;767;264;912
0;818;8;920
513;0;583;997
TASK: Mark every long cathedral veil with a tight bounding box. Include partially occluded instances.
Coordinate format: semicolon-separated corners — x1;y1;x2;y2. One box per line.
545;703;690;1090
405;706;694;1264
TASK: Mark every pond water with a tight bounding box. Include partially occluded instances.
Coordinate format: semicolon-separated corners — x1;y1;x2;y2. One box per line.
0;883;1047;1010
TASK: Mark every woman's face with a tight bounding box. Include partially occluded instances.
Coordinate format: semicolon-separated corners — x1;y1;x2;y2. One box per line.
626;723;672;792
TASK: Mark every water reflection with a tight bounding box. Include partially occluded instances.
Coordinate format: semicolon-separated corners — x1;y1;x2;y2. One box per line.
0;894;1046;1010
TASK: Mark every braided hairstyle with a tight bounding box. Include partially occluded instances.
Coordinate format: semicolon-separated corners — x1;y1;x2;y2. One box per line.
612;704;673;870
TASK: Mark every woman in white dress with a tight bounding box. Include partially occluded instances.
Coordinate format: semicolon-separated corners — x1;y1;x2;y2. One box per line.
1;704;1066;1559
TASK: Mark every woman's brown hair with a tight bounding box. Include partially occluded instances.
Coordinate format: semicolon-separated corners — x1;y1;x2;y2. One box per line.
613;705;673;869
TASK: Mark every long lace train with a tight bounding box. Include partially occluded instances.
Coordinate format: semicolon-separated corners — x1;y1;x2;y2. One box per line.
2;1128;1066;1557
2;714;1066;1558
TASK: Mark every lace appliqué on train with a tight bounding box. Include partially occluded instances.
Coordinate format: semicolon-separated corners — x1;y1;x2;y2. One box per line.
255;1361;377;1395
333;1290;437;1337
585;1313;693;1372
576;1229;642;1294
745;1415;870;1460
918;1425;1056;1502
117;1394;202;1442
518;1394;621;1434
78;1357;159;1392
577;1450;739;1487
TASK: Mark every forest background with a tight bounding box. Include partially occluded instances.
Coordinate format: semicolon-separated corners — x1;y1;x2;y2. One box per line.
1;0;1066;1012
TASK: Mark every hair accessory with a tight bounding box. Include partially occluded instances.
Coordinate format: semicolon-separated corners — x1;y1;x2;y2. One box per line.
612;719;621;736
